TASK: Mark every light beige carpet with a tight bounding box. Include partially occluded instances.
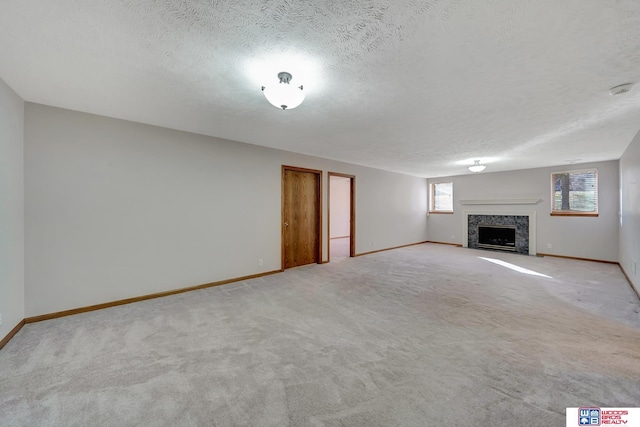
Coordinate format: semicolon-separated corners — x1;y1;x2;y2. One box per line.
1;244;639;426
330;237;350;261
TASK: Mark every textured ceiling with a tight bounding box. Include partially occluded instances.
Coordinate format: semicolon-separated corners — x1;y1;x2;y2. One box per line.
1;0;640;177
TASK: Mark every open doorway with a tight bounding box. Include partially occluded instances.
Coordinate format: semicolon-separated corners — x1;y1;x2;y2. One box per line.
328;172;355;261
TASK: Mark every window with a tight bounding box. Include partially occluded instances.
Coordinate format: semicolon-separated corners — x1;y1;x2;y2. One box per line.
551;169;598;216
430;182;453;213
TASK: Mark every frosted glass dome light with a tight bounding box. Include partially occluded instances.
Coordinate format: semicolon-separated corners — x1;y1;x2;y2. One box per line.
468;160;487;173
262;72;305;110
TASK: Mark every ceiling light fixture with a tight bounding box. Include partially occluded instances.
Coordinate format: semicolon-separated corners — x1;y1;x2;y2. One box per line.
468;160;486;173
262;72;304;110
609;83;633;96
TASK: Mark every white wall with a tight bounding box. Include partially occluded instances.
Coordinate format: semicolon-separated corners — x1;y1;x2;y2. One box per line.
24;103;428;317
427;160;620;261
619;131;640;290
0;78;25;337
330;176;351;238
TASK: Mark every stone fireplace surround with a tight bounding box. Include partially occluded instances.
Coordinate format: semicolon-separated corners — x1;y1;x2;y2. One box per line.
462;210;537;255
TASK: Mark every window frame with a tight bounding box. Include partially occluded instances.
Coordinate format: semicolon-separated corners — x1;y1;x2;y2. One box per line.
429;181;454;214
550;168;598;217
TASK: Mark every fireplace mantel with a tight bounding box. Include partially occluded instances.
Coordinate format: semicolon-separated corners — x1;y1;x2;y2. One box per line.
463;210;537;255
459;199;541;205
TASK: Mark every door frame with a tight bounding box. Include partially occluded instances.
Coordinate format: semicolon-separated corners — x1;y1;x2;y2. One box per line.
281;165;323;270
328;172;356;261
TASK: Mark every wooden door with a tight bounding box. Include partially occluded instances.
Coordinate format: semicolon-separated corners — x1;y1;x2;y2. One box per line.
282;166;322;269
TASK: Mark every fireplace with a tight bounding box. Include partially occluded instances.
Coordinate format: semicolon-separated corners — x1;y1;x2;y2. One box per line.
465;213;533;255
478;225;516;252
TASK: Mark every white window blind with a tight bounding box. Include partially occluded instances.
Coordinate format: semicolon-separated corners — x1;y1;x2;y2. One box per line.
430;182;453;212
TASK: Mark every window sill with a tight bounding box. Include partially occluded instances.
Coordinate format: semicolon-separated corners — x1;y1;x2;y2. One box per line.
550;212;599;217
429;211;454;214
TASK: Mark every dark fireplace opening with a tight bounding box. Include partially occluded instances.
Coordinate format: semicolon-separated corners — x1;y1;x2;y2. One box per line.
478;225;516;252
